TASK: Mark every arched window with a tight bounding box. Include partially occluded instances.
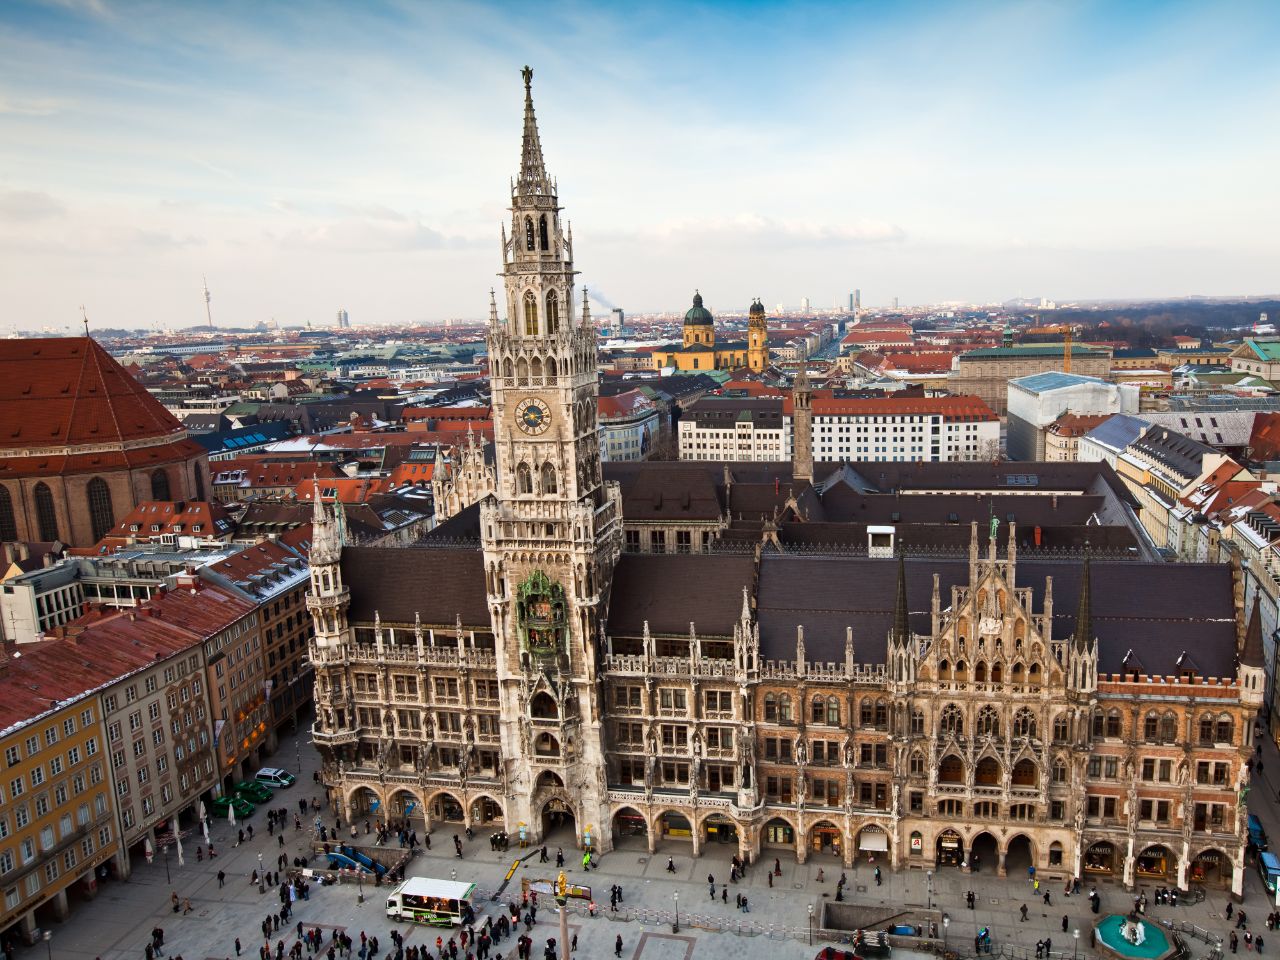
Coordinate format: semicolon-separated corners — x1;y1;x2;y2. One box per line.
1052;759;1067;783
1142;712;1159;742
0;485;16;542
523;290;538;336
516;463;533;495
1105;709;1121;738
1159;712;1177;743
540;462;557;496
525;216;535;251
538;215;549;251
150;469;171;501
910;709;925;736
909;752;925;776
974;662;987;683
33;481;58;542
991;662;1003;683
826;697;840;725
939;703;963;736
1012;759;1038;786
530;356;543;380
1052;714;1069;743
810;696;824;724
193;468;205;501
874;699;888;728
1198;714;1215;745
764;694;777;722
545;290;559;334
977;705;999;737
778;695;792;723
87;476;114;543
975;756;1000;785
1013;708;1037;739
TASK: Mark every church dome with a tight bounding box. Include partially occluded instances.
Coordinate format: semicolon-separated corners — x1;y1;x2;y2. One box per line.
684;292;713;326
749;299;765;317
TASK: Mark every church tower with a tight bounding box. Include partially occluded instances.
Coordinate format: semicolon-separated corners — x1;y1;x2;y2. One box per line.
481;67;624;850
792;365;813;482
747;299;768;372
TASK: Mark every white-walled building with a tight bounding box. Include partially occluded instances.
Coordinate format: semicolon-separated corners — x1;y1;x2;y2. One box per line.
678;395;999;463
598;389;659;462
678;397;786;461
789;395;1000;463
1006;373;1140;461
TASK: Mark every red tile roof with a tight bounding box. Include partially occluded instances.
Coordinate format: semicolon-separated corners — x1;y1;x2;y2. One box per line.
211;459;343;489
784;395;997;421
1251;412;1280;462
0;610;203;731
0;337;187;451
1047;413;1112;438
294;476;392;504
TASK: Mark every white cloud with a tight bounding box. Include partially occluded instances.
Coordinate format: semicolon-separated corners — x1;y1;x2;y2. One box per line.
0;189;66;221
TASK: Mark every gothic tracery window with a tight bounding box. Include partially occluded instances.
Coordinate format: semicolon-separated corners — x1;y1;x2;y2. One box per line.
0;485;15;542
87;476;114;543
525;216;535;251
540;462;557;496
939;703;963;736
33;481;58;542
516;462;533;495
539;215;549;251
523;291;538;336
545;290;559;334
1013;707;1037;739
977;705;999;737
150;468;171;501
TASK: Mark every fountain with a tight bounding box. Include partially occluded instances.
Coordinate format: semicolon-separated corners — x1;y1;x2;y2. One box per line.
1093;913;1177;960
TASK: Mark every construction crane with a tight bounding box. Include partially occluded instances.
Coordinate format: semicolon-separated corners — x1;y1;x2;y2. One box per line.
1026;323;1077;372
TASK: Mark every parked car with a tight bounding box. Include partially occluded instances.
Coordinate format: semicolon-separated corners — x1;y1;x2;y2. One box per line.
255;767;297;788
212;795;255;819
234;780;273;804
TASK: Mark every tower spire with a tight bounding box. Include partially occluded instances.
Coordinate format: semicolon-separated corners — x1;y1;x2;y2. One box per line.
892;549;910;644
1073;548;1092;649
517;65;551;196
581;288;590;327
489;288;499;326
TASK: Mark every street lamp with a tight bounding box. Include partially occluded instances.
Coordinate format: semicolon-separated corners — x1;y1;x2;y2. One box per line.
943;916;950;953
42;929;51;960
808;903;815;946
673;891;680;933
257;853;264;893
1074;928;1080;960
927;870;934;910
164;843;171;884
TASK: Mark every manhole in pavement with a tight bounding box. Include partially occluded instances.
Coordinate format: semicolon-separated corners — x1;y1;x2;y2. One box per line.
857;885;867;893
638;858;648;864
795;883;804;889
990;899;1000;905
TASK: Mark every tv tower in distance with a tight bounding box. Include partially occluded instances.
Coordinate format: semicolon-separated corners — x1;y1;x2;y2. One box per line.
202;275;215;330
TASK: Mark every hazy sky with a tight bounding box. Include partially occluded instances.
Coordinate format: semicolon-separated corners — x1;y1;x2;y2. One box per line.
2;0;1279;332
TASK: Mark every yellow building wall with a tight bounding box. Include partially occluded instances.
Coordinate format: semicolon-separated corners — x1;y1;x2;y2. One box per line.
0;699;119;933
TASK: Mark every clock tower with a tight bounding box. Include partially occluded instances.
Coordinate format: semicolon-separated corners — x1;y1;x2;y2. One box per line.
481;66;623;850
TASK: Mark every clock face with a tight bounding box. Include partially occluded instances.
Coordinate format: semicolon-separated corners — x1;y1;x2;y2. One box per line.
515;397;551;435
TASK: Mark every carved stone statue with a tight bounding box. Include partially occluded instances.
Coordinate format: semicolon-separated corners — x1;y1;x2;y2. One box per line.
644;755;655;791
376;738;390;772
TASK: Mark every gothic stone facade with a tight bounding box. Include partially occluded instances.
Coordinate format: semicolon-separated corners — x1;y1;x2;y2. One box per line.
307;68;1259;898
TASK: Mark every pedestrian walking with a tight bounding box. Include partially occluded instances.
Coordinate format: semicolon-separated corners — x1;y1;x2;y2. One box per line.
1044;891;1051;905
721;885;728;904
1062;916;1069;933
665;857;675;873
614;935;622;958
1020;904;1029;922
219;870;226;888
235;939;242;957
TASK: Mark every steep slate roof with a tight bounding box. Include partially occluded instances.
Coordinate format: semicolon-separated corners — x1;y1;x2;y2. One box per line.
340;546;490;627
751;555;1236;678
607;554;755;637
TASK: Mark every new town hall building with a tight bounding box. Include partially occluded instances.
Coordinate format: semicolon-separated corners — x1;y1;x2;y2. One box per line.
307;69;1261;898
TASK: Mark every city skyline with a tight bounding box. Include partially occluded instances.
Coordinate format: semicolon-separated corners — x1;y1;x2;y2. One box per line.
2;0;1279;332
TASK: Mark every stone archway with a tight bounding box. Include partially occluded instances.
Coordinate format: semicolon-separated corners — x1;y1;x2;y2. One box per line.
936;829;964;866
970;831;998;873
346;785;382;820
540;796;577;846
855;824;890;866
1190;848;1232;889
469;793;505;828
1083;840;1118;878
701;813;739;848
612;807;648;850
808;819;843;861
427;789;466;826
1005;834;1035;877
387;788;425;831
1136;844;1176;881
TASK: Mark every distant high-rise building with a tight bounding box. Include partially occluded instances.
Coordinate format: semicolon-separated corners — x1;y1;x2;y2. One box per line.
855;288;861;310
893;296;899;310
611;308;624;334
337;308;350;329
800;296;811;313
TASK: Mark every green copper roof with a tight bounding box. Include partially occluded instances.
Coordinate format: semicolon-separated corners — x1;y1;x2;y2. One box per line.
1245;339;1280;361
959;345;1108;360
684;291;714;326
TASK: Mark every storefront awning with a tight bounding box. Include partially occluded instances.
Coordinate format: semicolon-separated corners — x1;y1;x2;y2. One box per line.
859;831;889;852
